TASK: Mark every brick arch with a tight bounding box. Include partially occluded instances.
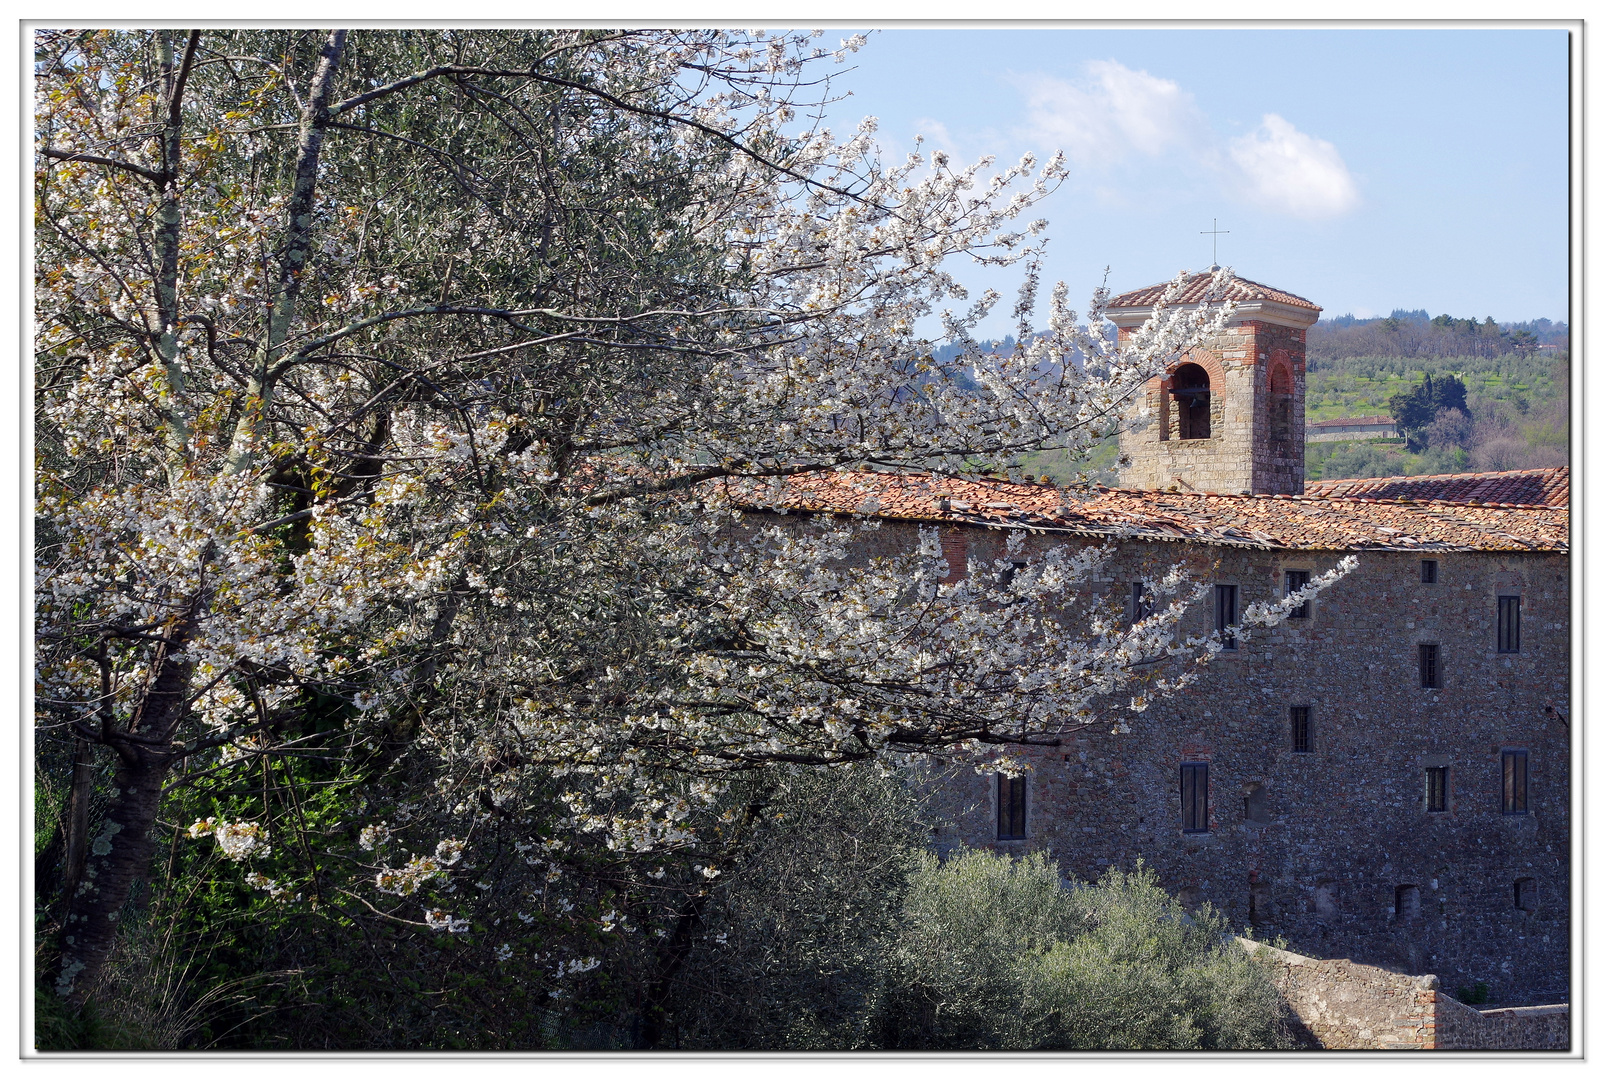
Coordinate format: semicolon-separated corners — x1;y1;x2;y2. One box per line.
1268;359;1294;396
1150;349;1229;394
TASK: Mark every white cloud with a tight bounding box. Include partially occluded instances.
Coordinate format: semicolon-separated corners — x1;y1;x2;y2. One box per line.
1015;60;1206;167
1011;63;1359;221
1227;114;1359;219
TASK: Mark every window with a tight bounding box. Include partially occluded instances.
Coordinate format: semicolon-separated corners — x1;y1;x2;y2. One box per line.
1498;596;1521;653
1180;762;1209;833
1502;750;1528;814
1130;581;1154;623
996;559;1029;601
1172;363;1211;440
1395;884;1421;923
1215;584;1238;650
1285;569;1311;619
1290;706;1311;753
1419;643;1440;688
1514;877;1539;913
1425;767;1448;813
1421;559;1438;584
997;774;1027;840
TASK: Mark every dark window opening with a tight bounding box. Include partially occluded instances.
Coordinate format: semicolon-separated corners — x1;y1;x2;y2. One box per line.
1285;569;1311;619
1395;884;1421;922
1268;364;1294;444
997;774;1027;840
1215;584;1238;650
1419;643;1440;688
1249;880;1273;926
1172;363;1211;440
1130;581;1154;623
1290;706;1312;753
1498;596;1521;653
1421;559;1438;584
1243;783;1270;824
1181;762;1209;833
1514;877;1538;913
1425;767;1448;813
1502;750;1528;814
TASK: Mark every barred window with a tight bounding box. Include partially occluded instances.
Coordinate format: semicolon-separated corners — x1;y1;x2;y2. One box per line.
1181;762;1209;833
1290;706;1311;753
1425;767;1448;813
1502;750;1529;815
997;774;1027;840
1215;584;1238;650
1421;559;1438;584
1498;596;1521;653
1419;643;1441;688
1285;570;1311;619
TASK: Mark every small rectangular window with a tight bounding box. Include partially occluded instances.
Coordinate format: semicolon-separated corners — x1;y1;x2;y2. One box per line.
1502;750;1528;814
1498;596;1521;653
1285;570;1311;618
1419;643;1440;688
1130;581;1154;623
1290;706;1311;753
1421;559;1438;584
1514;877;1538;912
1215;584;1238;650
1180;762;1209;833
1425;767;1448;813
997;774;1027;839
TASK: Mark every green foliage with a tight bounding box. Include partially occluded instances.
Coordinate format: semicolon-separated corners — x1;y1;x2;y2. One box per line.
878;851;1293;1050
1305;351;1568;481
1456;981;1491;1006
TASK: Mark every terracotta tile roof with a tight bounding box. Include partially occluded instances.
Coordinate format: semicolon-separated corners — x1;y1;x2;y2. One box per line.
1107;272;1320;312
1302;467;1568;508
737;470;1567;554
1307;415;1395;429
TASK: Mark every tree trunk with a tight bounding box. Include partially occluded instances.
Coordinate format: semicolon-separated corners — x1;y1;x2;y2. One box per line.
54;613;197;1006
59;737;97;909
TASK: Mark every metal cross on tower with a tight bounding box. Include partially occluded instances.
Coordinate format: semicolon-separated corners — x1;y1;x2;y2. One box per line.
1200;218;1229;268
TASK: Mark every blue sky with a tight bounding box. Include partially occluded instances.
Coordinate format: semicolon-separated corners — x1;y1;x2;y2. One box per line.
810;28;1569;338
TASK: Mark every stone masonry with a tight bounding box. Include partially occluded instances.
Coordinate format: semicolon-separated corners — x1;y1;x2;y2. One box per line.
1109;274;1317;496
916;523;1570;1007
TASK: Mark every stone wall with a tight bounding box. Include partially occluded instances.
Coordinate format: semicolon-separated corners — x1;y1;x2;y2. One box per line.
1118;320;1306;496
1241;940;1570;1050
1239;939;1438;1049
1434;997;1571;1050
848;519;1573;1005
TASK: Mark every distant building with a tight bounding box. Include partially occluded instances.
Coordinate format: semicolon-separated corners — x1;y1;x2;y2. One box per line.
1307;415;1400;442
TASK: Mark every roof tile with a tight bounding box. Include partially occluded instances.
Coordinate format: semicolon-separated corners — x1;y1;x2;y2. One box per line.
737;470;1567;554
1108;272;1320;312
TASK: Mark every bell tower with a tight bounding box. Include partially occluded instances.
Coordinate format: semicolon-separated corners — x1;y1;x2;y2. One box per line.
1106;272;1321;495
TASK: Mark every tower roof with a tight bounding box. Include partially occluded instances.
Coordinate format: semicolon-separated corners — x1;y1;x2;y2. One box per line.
1108;271;1321;312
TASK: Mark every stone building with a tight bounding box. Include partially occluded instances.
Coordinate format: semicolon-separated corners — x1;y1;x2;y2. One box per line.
754;271;1571;1007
